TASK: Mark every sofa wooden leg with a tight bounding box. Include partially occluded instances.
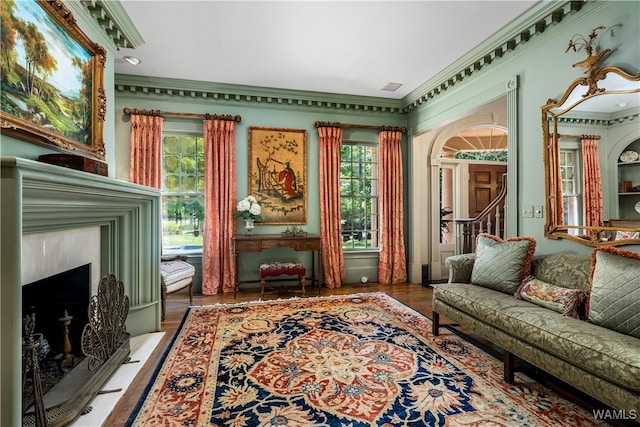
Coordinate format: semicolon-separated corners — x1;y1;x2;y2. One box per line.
300;275;306;294
432;311;440;336
504;350;515;383
260;278;265;296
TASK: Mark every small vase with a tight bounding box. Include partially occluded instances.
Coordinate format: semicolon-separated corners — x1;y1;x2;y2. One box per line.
244;218;255;235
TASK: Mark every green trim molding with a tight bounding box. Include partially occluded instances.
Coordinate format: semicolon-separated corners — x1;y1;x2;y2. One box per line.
0;156;161;427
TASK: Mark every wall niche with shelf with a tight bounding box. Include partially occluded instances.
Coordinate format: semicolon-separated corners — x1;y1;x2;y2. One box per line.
618;138;640;219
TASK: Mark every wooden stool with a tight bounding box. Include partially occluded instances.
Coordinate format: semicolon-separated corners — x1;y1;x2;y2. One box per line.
259;262;306;296
160;255;195;320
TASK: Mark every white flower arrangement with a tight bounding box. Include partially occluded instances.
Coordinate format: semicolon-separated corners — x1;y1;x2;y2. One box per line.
235;195;262;221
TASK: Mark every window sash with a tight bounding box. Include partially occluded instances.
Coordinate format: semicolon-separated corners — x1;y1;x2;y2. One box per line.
340;142;379;250
559;148;582;233
162;135;205;253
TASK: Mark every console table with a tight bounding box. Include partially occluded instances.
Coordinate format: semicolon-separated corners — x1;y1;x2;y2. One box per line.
232;234;322;291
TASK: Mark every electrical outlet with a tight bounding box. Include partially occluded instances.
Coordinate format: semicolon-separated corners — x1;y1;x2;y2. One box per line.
534;206;544;218
522;206;534;218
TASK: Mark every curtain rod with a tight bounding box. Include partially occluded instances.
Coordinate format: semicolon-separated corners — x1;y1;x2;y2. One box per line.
552;133;601;140
314;121;406;133
123;108;241;122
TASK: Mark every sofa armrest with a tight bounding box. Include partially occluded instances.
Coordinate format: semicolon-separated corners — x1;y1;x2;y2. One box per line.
444;253;475;283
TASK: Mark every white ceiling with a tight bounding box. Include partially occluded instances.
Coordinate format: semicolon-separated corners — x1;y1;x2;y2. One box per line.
115;1;537;99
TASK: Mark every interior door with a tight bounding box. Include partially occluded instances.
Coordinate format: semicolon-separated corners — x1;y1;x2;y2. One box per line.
468;164;507;216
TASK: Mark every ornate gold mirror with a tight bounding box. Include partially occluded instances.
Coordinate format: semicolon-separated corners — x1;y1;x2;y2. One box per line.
542;27;640;247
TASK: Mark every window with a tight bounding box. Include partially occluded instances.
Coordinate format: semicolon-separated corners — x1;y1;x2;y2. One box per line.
559;149;582;232
162;135;205;253
340;143;379;249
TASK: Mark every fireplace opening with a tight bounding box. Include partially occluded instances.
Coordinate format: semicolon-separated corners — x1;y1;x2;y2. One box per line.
22;264;91;411
22;264;91;358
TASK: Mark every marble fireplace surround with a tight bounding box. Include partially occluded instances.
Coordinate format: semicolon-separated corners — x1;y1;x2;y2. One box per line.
22;227;101;290
1;157;161;427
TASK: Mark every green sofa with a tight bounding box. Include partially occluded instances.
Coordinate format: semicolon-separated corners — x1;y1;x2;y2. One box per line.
432;252;640;414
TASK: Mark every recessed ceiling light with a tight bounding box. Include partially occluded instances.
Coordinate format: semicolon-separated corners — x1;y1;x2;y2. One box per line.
381;82;403;92
123;55;141;66
617;102;629;108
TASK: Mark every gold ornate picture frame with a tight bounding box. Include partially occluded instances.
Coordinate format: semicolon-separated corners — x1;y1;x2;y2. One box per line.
0;0;106;160
248;127;307;224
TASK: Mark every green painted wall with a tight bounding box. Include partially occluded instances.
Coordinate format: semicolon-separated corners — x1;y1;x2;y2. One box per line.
407;0;640;255
114;90;408;287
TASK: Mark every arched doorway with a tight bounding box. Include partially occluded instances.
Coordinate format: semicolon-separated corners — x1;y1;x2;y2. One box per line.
439;126;508;245
411;97;509;282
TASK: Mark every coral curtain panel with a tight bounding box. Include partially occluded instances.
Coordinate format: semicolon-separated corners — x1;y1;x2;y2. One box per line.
318;126;345;288
581;136;604;228
202;119;237;294
129;114;163;188
548;136;564;225
377;130;407;284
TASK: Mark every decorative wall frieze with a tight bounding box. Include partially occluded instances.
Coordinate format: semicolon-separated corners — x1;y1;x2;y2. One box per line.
115;75;407;114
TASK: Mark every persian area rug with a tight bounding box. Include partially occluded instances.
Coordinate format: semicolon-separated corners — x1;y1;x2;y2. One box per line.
127;293;605;426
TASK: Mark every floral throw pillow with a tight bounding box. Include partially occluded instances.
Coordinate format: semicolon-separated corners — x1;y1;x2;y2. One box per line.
615;230;640;241
515;276;587;319
470;234;536;294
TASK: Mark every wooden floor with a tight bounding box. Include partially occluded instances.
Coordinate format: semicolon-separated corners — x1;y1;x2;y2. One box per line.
104;282;434;426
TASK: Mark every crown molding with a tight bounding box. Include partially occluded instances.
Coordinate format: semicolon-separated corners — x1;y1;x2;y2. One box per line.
557;112;639;127
402;1;589;111
81;0;144;48
115;74;407;114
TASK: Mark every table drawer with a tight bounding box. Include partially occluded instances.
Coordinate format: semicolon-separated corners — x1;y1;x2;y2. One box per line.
261;239;289;249
236;240;262;252
295;240;322;251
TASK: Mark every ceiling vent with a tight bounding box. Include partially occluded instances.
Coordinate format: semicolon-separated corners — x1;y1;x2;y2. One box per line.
381;82;403;92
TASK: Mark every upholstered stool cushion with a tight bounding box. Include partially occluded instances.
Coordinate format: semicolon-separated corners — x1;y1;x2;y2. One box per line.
259;261;305;278
161;259;196;290
259;261;306;296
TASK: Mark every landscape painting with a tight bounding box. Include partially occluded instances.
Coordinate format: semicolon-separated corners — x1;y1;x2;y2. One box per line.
0;0;106;159
248;127;307;224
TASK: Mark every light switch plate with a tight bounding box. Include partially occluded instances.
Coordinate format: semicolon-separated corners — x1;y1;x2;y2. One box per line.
522;206;534;218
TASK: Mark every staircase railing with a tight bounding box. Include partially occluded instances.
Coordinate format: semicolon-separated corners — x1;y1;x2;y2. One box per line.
454;173;508;254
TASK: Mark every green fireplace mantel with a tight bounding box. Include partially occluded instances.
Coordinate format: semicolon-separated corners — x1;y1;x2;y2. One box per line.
0;156;161;427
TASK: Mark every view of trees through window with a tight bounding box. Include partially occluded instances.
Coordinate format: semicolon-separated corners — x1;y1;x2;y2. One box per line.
454;150;508;161
160;137;380;252
340;143;379;249
560;149;581;233
162;135;205;252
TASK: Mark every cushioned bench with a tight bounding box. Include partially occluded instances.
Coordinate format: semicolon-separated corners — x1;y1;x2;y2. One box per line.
259;261;305;296
160;255;195;320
